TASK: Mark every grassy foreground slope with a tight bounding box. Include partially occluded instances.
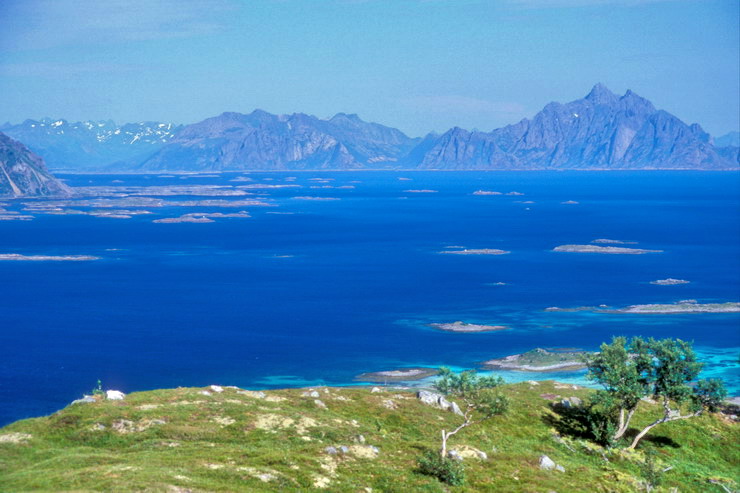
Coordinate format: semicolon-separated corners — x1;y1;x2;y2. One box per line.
0;382;737;492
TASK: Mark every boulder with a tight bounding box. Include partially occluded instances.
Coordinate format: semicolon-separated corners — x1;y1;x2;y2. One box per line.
449;401;463;416
210;385;224;393
452;445;488;460
448;450;463;462
539;454;565;472
106;390;125;400
416;390;464;416
417;390;439;406
71;396;96;405
539;455;557;470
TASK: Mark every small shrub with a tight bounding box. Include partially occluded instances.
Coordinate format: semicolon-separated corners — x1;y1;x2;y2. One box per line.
586;404;619;448
91;379;104;398
639;449;665;492
417;449;465;486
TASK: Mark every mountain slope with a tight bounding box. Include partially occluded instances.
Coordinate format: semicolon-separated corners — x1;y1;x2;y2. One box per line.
415;84;736;170
0;132;71;197
715;131;740;148
0;382;737;492
1;119;181;171
135;111;418;171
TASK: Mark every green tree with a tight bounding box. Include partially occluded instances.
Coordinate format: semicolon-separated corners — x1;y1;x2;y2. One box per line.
586;337;727;449
586;336;652;443
433;368;508;459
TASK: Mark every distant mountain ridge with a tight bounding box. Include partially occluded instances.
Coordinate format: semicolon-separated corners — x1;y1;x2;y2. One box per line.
135;110;419;171
3;85;737;171
0;131;71;197
0;119;182;171
416;84;734;170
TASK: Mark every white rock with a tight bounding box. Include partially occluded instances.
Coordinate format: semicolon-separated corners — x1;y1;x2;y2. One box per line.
449;401;464;416
314;399;327;409
210;385;224;393
556;465;566;473
371;387;381;393
106;390;125;400
539;455;557;470
448;450;464;461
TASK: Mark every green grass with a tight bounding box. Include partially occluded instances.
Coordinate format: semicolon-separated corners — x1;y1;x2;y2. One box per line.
0;382;737;492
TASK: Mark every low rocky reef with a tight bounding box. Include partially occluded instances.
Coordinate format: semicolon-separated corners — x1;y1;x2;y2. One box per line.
553;244;662;254
0;254;100;261
429;321;509;333
481;348;591;372
354;368;438;383
546;301;740;314
650;278;690;286
440;248;510;255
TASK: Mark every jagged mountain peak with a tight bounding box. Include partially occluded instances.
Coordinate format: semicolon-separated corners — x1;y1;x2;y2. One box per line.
416;84;736;170
584;83;618;105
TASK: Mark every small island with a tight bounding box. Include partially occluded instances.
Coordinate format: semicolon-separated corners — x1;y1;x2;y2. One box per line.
553;244;662;254
0;254;100;261
354;367;438;383
591;238;637;245
429;321;509;333
481;348;591;372
650;278;690;285
440;249;510;255
545;301;740;314
612;301;740;314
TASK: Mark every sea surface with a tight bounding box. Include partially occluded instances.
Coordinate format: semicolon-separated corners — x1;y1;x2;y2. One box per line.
1;171;739;426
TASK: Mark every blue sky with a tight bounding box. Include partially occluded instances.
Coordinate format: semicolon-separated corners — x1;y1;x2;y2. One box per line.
0;0;737;137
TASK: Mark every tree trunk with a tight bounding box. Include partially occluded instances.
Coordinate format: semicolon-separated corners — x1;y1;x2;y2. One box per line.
440;430;448;459
613;407;636;440
628;409;701;449
439;420;470;458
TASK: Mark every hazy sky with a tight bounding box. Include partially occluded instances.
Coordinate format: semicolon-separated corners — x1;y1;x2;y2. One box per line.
0;0;737;137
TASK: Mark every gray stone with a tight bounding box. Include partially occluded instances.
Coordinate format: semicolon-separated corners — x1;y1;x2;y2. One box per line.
324;446;338;455
339;446;349;454
354;434;366;444
448;450;463;462
71;396;96;405
417;390;440;406
449;401;464;416
106;390;125;400
539;455;557;470
370;387;381;393
314;399;327;409
417;390;463;416
555;465;566;473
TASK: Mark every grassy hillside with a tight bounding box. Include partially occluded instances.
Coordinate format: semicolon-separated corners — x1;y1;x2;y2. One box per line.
0;382;737;492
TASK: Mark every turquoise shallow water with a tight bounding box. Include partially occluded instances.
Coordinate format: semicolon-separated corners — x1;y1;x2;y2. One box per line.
0;171;738;425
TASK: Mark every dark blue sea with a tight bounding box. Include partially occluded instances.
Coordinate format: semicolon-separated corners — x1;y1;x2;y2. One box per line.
1;171;739;426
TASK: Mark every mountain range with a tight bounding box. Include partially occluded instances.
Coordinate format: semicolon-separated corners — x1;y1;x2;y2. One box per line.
2;84;737;173
0;131;71;197
0;119;181;171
